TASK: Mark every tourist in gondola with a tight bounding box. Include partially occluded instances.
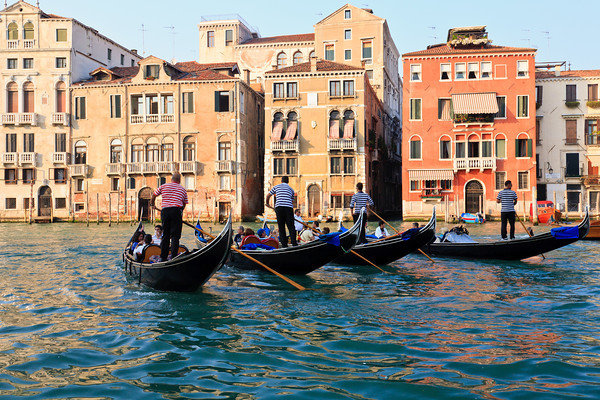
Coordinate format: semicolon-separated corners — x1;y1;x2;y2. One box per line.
496;180;518;240
151;172;188;261
130;232;145;253
152;225;163;245
350;182;374;243
265;176;298;247
234;226;245;246
134;234;153;261
294;209;304;236
375;221;389;238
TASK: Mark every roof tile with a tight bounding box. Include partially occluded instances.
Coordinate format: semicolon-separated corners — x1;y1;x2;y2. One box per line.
266;60;362;74
536;69;600;79
403;43;536;57
242;33;314;45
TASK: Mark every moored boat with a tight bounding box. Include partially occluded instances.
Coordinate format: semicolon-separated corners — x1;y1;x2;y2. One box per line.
123;216;232;291
583;219;600;240
422;209;590;260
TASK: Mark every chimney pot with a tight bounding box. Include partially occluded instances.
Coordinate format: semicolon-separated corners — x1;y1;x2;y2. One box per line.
310;56;317;72
555;65;561;77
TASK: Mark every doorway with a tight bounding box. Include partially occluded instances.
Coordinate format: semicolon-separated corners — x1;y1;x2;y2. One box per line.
138;187;153;221
38;186;52;217
307;184;321;217
218;202;231;223
465;180;483;213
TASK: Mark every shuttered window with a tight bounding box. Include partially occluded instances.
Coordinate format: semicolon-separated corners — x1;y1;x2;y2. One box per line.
566;85;577;101
589;84;599;101
438;98;453;120
566;120;578;145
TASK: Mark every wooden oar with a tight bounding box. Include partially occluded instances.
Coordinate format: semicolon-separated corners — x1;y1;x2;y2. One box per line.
368;207;436;263
515;213;545;259
182;220;306;290
295;218;390;274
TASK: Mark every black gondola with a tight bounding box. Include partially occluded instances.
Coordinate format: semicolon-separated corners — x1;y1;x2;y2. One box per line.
225;211;364;275
333;209;436;266
422;209;590;261
123;216;232;291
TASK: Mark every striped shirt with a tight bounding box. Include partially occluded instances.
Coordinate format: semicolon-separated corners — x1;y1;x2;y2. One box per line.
350;191;374;213
154;182;188;208
497;189;517;212
269;183;295;208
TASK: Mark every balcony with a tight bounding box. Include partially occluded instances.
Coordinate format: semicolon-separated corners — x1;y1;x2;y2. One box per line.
564;167;584;178
157;161;177;173
586;134;600;146
272;139;299;152
130;114;175;124
180;161;201;174
105;163;125;175
52;112;70;126
69;164;90;177
565;99;580;108
453;114;495;128
583;175;600;187
453;157;496;172
1;113;39;126
52;152;70;164
328;138;357;151
215;160;235;173
126;162;177;175
19;152;37;165
7;40;18;49
23;39;35;48
2;153;18;164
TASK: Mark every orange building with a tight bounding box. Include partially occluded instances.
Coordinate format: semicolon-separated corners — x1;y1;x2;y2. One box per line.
402;26;536;219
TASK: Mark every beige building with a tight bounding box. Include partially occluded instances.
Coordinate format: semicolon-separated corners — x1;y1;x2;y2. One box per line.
0;0;141;221
70;56;264;222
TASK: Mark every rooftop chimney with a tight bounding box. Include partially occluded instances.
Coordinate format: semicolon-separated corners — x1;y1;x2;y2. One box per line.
310;55;317;72
244;69;250;84
555;65;561;77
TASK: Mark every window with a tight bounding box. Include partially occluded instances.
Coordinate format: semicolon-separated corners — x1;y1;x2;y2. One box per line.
23;22;34;40
345;49;352;60
277;52;287;68
7;58;17;69
482;141;492;157
5;198;16;209
144;65;159;79
409;99;421;120
329;81;341;97
566;85;577;101
161;141;173;162
23;133;34;152
111;177;120;191
518;171;529;190
131;143;143;162
585;119;598;135
345;9;351;19
343;156;354;174
225;29;233;46
207;31;215;47
440;139;451;159
438;98;453;120
366;70;373;81
517;95;529;118
130;94;143;115
23;82;34;113
184;176;195;190
467;62;479;79
343;80;354;96
56;81;66;113
56;28;67;42
481;62;492;79
131;59;135;67
410;64;421;82
24;198;34;210
362;41;372;60
75;203;85;212
158;176;167;187
286;158;297;175
342;110;355;138
330;157;341;174
182;92;194;113
588;84;599;101
273;83;285;99
7;22;18;40
325;44;334;61
23;58;33;69
565;153;580;177
468;140;479;158
75;97;86;119
4;169;17;184
440;180;452;191
455;141;465;158
127;177;136;190
410;180;421;191
6;133;17;152
74;140;87;164
107;48;112;61
515;137;532;158
143;141;158;162
182;136;195;161
110;95;121;118
120;54;124;65
495;96;506;118
273;157;297;175
22;168;35;184
344;29;351;40
219;175;231;190
55;198;66;209
160;94;174;115
218;141;231;161
309;50;316;60
214;91;230;112
7;82;17;113
495;171;506;190
409;138;421;159
566;120;578;145
455;63;466;80
536;118;541;145
286;82;298;98
110;139;122;163
55;57;67;68
293;51;303;65
517;60;528;77
440;63;451;80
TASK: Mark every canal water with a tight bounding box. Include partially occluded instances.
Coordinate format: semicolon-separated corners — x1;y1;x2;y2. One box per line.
0;221;599;399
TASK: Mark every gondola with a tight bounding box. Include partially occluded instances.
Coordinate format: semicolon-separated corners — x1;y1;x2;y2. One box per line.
225;212;364;275
332;209;436;266
123;216;232;292
422;209;590;261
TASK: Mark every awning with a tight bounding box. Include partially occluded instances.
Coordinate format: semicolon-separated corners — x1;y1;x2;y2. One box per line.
451;92;498;114
408;169;454;180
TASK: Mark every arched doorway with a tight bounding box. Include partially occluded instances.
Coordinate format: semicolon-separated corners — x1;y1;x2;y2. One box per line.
38;186;52;217
138;187;153;221
465;181;484;214
307;184;321;217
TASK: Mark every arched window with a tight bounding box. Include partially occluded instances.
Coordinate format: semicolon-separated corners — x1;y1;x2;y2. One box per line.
110;139;122;163
23;22;34;40
131;138;144;163
145;137;160;162
329;110;341;139
271;112;284;141
342;110;355;139
495;133;507;159
161;137;174;162
55;81;66;113
285;111;298;140
182;136;195;161
276;52;287;69
293;51;303;65
6;82;18;113
23;81;34;113
467;134;480;158
309;50;316;60
74;140;87;164
439;135;452;160
409;135;422;160
7;22;18;40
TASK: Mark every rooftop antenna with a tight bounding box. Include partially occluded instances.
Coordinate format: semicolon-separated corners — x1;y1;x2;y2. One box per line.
139;24;148;56
36;1;39;7
428;26;437;41
542;31;551;48
164;26;177;62
521;29;531;47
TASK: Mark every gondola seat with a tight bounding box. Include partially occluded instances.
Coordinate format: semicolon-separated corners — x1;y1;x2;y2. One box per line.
261;238;279;249
142;244;190;263
241;235;261;246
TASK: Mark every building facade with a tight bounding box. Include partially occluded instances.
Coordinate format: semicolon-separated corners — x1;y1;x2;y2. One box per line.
536;67;600;216
0;0;141;221
402;26;536;219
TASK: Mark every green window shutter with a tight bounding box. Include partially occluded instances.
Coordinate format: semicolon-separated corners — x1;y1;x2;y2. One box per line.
115;95;121;118
214;91;220;112
515;139;519;157
527;139;532;157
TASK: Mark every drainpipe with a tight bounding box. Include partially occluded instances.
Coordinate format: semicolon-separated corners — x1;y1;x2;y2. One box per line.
234;80;239;216
124;84;129;215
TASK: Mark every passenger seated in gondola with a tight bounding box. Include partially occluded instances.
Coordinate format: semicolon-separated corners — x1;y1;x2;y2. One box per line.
374;221;389;238
152;225;163;245
322;227;331;234
299;221;320;243
401;222;421;240
130;232;145;253
234;226;245;246
257;228;268;239
134;234;153;261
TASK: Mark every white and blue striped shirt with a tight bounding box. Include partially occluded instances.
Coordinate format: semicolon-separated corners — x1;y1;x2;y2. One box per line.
497;189;518;212
350;191;374;214
269;183;295;208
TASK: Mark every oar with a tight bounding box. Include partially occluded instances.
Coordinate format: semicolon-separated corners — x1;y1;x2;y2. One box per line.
368;207;436;263
516;213;545;259
182;220;306;290
295;218;390;274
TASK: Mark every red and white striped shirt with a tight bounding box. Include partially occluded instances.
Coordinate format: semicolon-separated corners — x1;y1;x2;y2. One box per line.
154;182;188;208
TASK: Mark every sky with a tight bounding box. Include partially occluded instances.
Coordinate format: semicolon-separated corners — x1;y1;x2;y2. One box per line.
31;0;600;70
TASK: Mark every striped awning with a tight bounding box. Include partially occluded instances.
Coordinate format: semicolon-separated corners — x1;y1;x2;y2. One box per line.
408;169;454;180
451;92;498;114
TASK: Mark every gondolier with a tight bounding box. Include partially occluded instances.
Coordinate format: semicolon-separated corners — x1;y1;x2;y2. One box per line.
265;176;297;247
496;180;518;240
151;172;188;261
350;182;374;243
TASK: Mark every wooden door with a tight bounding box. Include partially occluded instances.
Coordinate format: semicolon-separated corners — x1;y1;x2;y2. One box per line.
138;187;153;221
38;186;52;217
465;181;483;214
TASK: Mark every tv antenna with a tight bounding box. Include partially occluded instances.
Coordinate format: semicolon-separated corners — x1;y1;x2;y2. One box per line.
139;24;148;56
428;26;437;41
164;26;177;62
542;31;551;48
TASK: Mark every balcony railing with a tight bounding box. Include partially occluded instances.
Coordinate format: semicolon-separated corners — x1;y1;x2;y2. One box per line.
586;134;600;145
2;113;39;126
19;152;37;165
584;175;600;187
215;160;235;173
23;39;35;48
105;163;125;175
180;161;201;174
130;114;175;124
19;113;37;125
52;112;70;126
327;138;357;151
7;40;18;49
272;139;299;152
52;152;69;164
157;161;177;173
564;167;584;178
2;153;18;164
126;162;177;174
453;157;496;172
69;164;90;177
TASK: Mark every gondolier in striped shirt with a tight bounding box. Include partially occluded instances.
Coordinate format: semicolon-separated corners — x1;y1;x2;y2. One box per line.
265;176;297;247
496;180;518;240
151;172;188;261
350;182;374;243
